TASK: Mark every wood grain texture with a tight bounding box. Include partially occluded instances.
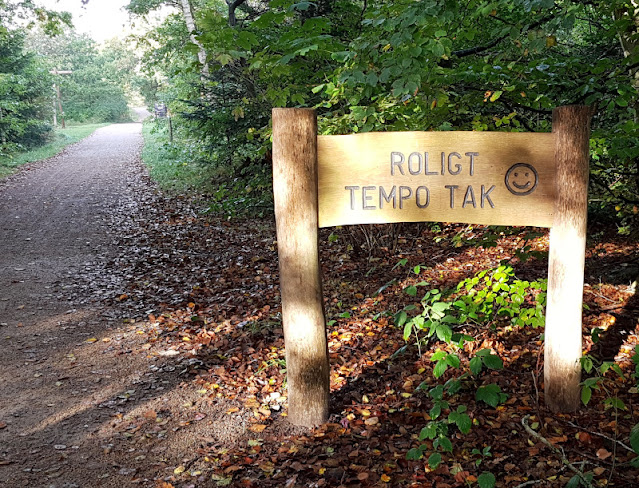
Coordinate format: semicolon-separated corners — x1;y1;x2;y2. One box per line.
272;108;330;427
544;106;592;413
318;131;556;228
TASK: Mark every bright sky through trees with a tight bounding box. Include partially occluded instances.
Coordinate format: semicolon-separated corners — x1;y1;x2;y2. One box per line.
36;0;133;42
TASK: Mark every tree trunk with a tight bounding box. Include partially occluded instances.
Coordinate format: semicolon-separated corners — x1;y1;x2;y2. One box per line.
272;108;330;427
180;0;209;75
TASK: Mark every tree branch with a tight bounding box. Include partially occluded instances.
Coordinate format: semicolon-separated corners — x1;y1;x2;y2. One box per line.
521;415;594;488
452;13;557;58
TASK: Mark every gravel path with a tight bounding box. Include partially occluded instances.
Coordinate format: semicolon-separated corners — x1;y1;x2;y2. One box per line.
0;123;160;486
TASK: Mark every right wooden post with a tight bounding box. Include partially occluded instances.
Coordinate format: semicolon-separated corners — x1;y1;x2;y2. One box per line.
544;105;592;412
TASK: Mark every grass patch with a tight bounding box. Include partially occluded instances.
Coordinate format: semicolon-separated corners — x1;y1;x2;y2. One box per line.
141;119;217;194
141;119;273;218
0;123;107;179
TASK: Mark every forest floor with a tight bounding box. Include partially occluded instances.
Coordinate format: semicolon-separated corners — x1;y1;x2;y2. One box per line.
0;122;638;488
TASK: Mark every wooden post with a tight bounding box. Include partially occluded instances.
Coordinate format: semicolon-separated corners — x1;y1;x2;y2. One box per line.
272;108;330;427
544;105;592;412
54;83;65;129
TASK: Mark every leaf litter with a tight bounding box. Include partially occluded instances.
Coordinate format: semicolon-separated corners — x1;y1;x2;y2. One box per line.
86;190;639;487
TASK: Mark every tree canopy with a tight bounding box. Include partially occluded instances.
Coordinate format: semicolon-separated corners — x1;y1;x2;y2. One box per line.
130;0;639;229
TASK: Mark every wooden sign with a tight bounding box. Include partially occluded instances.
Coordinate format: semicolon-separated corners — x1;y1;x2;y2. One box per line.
318;131;556;228
272;106;591;426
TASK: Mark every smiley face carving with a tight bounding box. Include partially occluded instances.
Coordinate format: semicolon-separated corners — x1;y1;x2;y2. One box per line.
505;163;538;196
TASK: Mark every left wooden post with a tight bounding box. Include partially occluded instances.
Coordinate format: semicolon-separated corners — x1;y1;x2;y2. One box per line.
272;108;330;427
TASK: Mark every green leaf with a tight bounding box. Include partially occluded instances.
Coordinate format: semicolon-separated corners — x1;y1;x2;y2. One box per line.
435;323;453;343
419;422;439;440
604;397;626;410
405;285;417;297
406;447;424;460
216;53;233;66
445;353;460;369
395;311;408;327
428;452;442;469
565;474;581;488
476;384;502;408
433;360;448;378
450;411;471;434
482;354;503;370
434;436;453;452
489;90;503;102
331;51;353;62
469;357;483;375
431;350;447;361
581;386;592;406
581;356;593;373
403;321;413;341
477;472;496;488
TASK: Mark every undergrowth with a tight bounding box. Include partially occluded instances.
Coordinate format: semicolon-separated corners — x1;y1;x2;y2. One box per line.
395;258;639;487
141;118;273;218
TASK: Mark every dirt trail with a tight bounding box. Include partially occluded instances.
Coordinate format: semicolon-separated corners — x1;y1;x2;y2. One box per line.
0;124;166;487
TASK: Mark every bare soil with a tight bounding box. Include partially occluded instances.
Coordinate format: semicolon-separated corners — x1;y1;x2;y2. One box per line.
0;122;263;487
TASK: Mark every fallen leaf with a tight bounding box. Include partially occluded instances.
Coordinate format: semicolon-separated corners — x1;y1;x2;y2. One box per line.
548;435;567;445
577;432;592;444
0;422;6;429
249;424;266;433
596;448;612;460
143;410;157;420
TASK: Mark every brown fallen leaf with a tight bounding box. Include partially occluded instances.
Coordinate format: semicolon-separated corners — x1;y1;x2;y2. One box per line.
155;482;174;488
0;422;7;429
249;424;267;433
596;448;612;460
547;435;568;445
143;410;157;420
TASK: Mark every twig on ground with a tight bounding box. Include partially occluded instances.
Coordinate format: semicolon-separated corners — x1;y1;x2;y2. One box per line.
513;480;544;488
521;415;593;488
559;419;635;453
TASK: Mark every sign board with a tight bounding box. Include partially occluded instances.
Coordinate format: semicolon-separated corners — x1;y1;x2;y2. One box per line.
318;131;556;228
272;106;592;426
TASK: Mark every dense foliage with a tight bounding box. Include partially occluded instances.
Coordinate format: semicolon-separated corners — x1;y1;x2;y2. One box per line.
0;29;52;156
0;1;134;158
26;31;133;124
132;0;639;228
